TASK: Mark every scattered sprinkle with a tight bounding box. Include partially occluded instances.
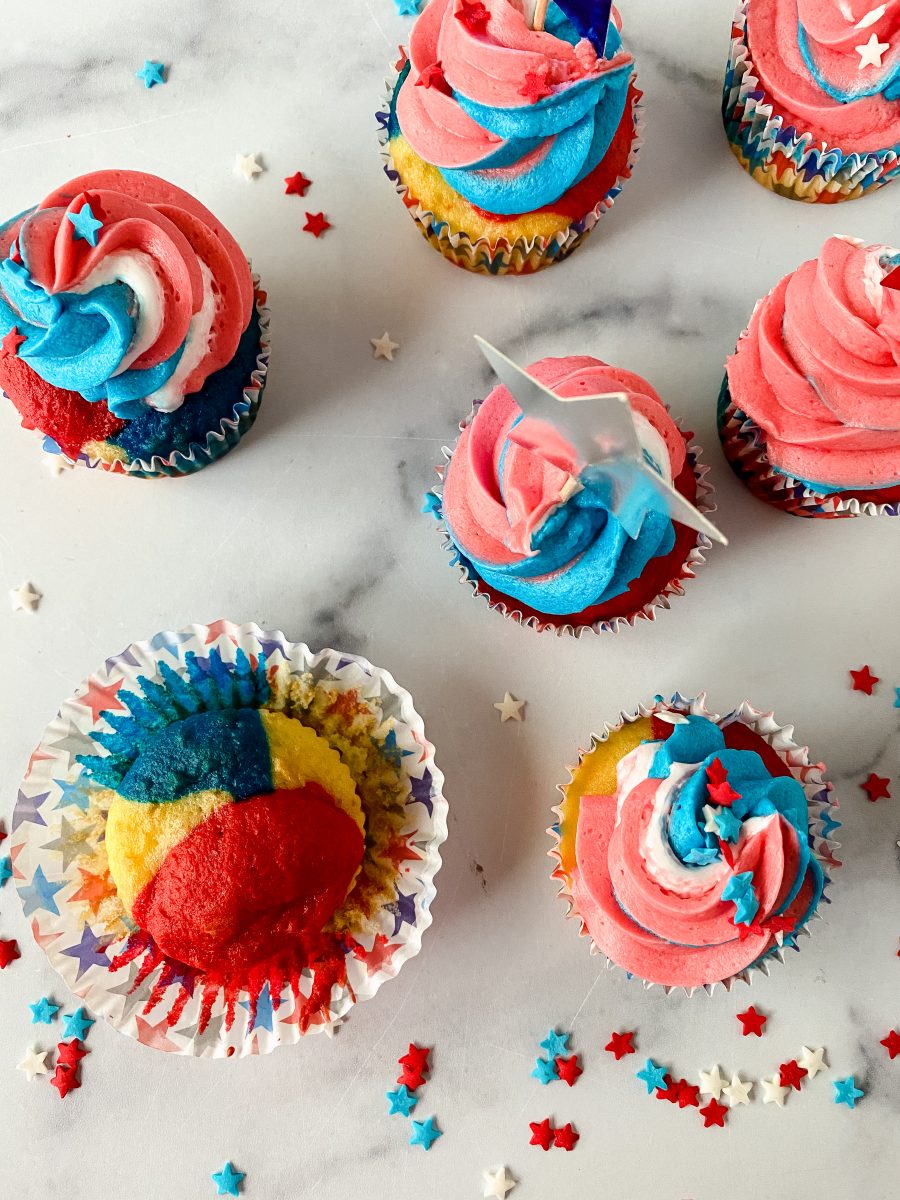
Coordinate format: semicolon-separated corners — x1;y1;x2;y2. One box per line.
539;1029;569;1057
235;153;264;182
528;1118;553;1150
482;1166;516;1199
779;1059;807;1091
456;0;491;35
386;1083;419;1116
284;172;312;196
494;692;525;723
211;1162;245;1196
850;665;879;694
760;1075;789;1107
832;1076;865;1108
50;1063;80;1098
61;1008;95;1040
409;1116;442;1150
371;332;400;361
880;1030;900;1059
798;1045;828;1078
638;1059;669;1094
10;582;42;613
856;31;890;69
0;938;20;968
861;772;891;802
136;59;167;88
699;1097;728;1127
67;201;103;247
706;757;741;806
555;1055;583;1087
722;1074;753;1107
698;1065;726;1101
552;1123;579;1151
1;326;27;356
395;0;422;13
56;1040;88;1069
16;1046;49;1081
604;1030;635;1060
303;212;331;238
736;1006;767;1037
29;997;59;1025
531;1056;559;1085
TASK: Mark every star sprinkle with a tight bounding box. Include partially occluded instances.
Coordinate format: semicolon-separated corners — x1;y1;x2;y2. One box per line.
56;1039;88;1069
416;61;448;90
707;758;741;806
395;0;422;12
410;1116;442;1150
371;332;400;361
482;1166;516;1199
540;1029;570;1057
10;582;41;613
555;1055;583;1087
656;1075;680;1105
532;1056;559;1085
684;847;720;866
723;1074;753;1106
737;1006;767;1037
398;1043;430;1078
518;67;553;103
605;1030;635;1060
494;692;525;722
211;1163;245;1196
1;325;26;356
455;0;491;34
761;1075;789;1107
67;201;103;247
50;1064;80;1098
235;153;263;181
850;666;879;694
699;1098;728;1127
638;1059;669;1095
856;32;890;68
880;1030;900;1059
30;997;59;1025
0;938;20;968
17;1046;49;1081
553;1123;579;1151
701;804;720;834
62;1008;95;1040
284;171;312;196
386;1084;419;1116
674;1079;700;1109
861;773;891;802
303;212;331;238
713;807;742;844
833;1076;865;1108
529;1118;553;1150
136;59;166;88
798;1046;828;1078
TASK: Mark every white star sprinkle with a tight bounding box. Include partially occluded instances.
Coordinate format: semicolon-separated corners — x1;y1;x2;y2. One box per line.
371;332;400;361
235;152;264;181
483;1166;517;1199
702;804;720;834
856;31;890;68
761;1074;790;1107
723;1073;754;1106
9;582;41;613
493;692;525;723
698;1065;727;1101
17;1046;49;1081
798;1045;828;1078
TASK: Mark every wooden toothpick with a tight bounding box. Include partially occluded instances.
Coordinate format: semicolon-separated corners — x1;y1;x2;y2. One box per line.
532;0;550;30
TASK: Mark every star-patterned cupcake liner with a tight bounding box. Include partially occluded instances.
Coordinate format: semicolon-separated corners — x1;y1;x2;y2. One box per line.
549;692;841;996
12;622;448;1057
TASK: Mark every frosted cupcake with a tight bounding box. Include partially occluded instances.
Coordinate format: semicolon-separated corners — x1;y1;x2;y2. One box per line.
379;0;641;275
552;695;838;993
721;236;900;517
427;354;718;634
0;170;269;477
723;0;900;201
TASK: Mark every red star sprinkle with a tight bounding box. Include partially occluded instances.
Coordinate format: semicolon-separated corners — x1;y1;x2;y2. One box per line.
880;1030;900;1059
455;0;491;34
779;1059;807;1091
518;67;553;103
553;1123;579;1151
850;666;879;695
0;938;20;969
303;212;331;238
284;172;312;196
529;1118;553;1151
398;1043;430;1076
707;757;741;806
676;1079;701;1109
397;1065;426;1090
50;1064;80;1098
737;1006;767;1036
605;1030;635;1060
0;824;6;844
699;1098;728;1128
861;773;891;802
555;1055;583;1086
56;1040;88;1069
416;61;449;91
1;326;27;357
656;1075;680;1104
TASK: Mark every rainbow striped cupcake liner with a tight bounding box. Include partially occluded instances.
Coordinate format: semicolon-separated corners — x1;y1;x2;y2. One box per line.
722;0;900;202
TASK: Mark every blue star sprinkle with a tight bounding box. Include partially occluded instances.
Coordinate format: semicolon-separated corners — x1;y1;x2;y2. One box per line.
62;1007;96;1040
29;997;60;1025
211;1162;245;1196
540;1029;570;1057
395;0;422;13
833;1077;864;1108
721;871;754;901
722;870;759;926
136;59;167;88
386;1084;419;1117
531;1056;559;1085
684;847;719;866
0;856;11;886
67;202;103;247
636;1059;668;1094
409;1116;442;1150
713;807;742;844
894;687;900;709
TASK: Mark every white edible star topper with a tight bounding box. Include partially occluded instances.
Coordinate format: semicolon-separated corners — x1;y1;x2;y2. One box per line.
474;337;728;546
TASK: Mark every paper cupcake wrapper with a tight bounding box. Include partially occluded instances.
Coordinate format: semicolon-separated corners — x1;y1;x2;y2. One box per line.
377;61;643;276
34;278;270;480
722;0;900;202
718;377;900;518
11;622;448;1058
426;399;716;636
549;692;840;996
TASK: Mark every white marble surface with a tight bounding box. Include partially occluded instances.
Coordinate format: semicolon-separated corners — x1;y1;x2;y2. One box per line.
0;2;899;1197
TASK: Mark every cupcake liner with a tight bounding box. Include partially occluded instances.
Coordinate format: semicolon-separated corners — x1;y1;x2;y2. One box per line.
425;398;716;636
718;376;900;518
722;0;900;202
29;278;270;480
11;622;448;1058
377;61;643;276
549;692;840;996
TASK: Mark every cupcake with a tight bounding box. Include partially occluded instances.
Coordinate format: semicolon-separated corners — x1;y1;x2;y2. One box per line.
721;235;900;517
12;624;447;1056
379;0;641;275
426;353;719;635
0;170;269;477
723;0;900;202
551;694;839;993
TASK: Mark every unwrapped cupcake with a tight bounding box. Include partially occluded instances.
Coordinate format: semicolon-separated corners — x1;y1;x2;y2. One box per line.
552;694;838;993
0;170;269;477
723;0;900;201
379;0;641;275
720;235;900;517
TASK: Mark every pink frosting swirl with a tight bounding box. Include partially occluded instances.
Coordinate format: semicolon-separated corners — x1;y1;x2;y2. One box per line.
727;236;900;489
